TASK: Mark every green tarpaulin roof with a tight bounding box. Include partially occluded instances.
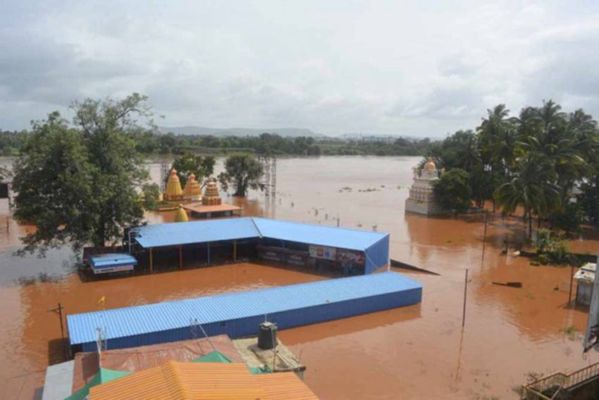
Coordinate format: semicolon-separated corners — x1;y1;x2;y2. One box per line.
65;368;130;400
192;351;270;374
192;350;232;364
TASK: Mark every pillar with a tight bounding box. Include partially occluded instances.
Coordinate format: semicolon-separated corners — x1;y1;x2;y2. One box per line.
179;246;183;270
233;240;237;262
149;248;154;273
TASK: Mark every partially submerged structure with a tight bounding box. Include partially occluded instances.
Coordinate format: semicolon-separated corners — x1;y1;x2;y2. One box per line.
575;262;596;307
88;253;137;275
405;158;443;215
163;169;184;202
130;217;390;274
67;271;421;352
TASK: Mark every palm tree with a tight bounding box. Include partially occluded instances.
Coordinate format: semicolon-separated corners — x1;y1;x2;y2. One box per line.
478;104;518;173
495;154;560;238
477;104;518;210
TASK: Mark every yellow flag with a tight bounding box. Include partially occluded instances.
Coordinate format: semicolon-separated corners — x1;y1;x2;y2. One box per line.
97;296;106;305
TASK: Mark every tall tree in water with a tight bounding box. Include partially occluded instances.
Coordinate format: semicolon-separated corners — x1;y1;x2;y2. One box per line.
218;153;264;197
13;94;154;253
170;152;215;186
494;154;560;238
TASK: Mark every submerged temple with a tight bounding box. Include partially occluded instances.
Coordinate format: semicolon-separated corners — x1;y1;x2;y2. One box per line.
202;178;222;206
174;205;189;222
183;173;202;201
405;158;442;215
164;169;183;201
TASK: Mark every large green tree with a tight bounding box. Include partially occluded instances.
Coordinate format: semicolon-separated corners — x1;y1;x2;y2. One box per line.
218;153;264;197
170;152;215;186
13;94;154;252
433;168;472;214
494;154;561;238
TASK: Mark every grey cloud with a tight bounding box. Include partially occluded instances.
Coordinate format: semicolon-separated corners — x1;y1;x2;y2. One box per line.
1;1;599;136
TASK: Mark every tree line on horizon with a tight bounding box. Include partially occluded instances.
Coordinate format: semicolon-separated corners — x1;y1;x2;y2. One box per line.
430;100;599;237
0;128;433;157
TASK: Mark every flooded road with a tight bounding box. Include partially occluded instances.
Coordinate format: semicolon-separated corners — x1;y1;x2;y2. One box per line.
1;156;598;399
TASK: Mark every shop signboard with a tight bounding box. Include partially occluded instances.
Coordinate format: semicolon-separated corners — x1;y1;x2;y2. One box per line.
93;264;135;274
259;249;284;263
287;253;306;267
337;249;364;266
309;245;336;260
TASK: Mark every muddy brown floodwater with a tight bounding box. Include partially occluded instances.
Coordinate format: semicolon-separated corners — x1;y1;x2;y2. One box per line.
1;156;599;399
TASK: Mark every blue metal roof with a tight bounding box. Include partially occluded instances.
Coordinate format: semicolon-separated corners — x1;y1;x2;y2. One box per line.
67;271;421;345
132;218;260;248
132;217;388;251
90;253;138;268
253;217;387;251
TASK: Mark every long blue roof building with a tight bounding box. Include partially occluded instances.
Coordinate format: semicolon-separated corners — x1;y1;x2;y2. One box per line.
67;271;422;351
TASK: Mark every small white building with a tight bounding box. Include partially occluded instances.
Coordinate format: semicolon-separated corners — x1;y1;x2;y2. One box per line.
405;158;443;215
575;262;596;307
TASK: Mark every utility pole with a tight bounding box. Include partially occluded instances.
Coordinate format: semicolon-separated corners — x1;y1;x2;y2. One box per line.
568;264;575;307
49;303;67;360
480;212;488;269
462;269;469;328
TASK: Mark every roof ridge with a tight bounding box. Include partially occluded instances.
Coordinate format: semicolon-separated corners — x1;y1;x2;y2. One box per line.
162;361;191;400
249;217;263;238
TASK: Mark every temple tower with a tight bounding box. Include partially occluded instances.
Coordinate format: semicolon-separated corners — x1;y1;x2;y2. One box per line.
405;158;443;215
202;178;222;206
183;173;202;201
164;169;183;201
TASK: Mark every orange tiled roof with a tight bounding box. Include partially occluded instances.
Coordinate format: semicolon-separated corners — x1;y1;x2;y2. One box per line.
256;372;319;400
88;361;318;400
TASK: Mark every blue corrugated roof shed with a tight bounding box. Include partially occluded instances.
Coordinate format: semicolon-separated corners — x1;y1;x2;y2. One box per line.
67;271;421;346
90;253;138;268
131;217;388;252
132;218;260;248
252;217;387;251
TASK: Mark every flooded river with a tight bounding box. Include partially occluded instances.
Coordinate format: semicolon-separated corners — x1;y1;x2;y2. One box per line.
1;156;598;399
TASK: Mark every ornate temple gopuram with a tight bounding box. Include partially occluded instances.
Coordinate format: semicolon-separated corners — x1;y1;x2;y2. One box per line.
164;169;184;201
202;178;222;206
405;158;443;215
183;173;202;201
182;176;241;219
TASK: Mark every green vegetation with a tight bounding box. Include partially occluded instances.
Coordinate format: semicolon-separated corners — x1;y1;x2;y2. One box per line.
170;152;215;186
141;183;161;211
0;165;8;181
433;168;472;214
12;94;153;253
429;101;599;236
218;153;264;197
535;229;570;265
1;130;433;157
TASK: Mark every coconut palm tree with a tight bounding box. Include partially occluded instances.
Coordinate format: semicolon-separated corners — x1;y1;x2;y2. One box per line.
495;154;560;238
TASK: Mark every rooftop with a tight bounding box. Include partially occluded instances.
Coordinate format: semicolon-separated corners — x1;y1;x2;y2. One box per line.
67;271;420;346
131;217;388;251
88;361;319;400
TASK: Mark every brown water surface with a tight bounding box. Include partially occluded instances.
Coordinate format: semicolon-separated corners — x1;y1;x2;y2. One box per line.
1;156;598;399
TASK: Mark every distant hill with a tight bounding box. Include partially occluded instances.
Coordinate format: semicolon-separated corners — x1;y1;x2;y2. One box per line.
159;126;322;137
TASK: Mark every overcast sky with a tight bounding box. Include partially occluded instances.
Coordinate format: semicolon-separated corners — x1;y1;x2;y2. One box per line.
1;1;599;137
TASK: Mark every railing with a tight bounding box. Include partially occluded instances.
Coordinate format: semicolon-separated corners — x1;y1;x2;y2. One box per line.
521;362;599;399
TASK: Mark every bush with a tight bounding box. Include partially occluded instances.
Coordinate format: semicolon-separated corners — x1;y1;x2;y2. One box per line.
535;229;570;265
